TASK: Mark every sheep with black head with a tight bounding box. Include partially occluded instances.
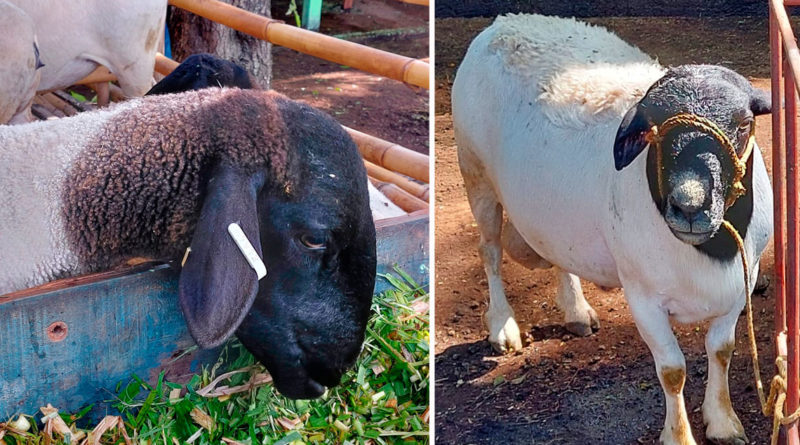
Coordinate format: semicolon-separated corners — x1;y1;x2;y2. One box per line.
0;88;376;399
454;14;772;444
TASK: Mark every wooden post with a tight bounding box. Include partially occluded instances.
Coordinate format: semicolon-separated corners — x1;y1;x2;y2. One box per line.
365;160;429;201
301;0;322;31
346;126;429;183
369;178;428;213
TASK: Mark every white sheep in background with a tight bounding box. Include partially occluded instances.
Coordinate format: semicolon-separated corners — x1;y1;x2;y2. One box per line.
0;88;379;400
0;1;42;124
6;0;166;97
453;14;772;444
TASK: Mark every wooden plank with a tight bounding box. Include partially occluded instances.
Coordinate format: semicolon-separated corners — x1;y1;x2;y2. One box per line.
0;215;428;417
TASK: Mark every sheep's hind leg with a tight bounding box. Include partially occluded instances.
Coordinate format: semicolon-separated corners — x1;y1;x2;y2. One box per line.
460;154;521;353
628;293;697;445
502;221;598;337
702;308;747;444
555;268;599;336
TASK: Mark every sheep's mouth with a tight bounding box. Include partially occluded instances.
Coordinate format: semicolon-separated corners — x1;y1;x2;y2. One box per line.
268;364;331;399
670;227;715;245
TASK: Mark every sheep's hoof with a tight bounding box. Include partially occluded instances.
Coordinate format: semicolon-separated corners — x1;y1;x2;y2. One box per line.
754;273;770;294
565;321;593;337
706;435;748;445
488;317;522;354
564;308;599;337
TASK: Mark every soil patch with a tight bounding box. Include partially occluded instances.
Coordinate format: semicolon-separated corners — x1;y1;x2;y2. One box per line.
269;1;429;154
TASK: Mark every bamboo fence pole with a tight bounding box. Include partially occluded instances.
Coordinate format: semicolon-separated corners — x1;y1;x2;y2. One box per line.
345;126;429;183
167;0;429;89
75;66;116;85
369;178;427;213
396;0;428;5
155;54;180;74
365;160;428;201
41;93;78;117
32;96;64;118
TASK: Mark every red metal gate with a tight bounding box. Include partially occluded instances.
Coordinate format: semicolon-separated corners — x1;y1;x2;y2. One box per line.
771;0;800;442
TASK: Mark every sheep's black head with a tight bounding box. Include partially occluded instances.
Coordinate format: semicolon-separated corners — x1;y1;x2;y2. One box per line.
178;95;376;399
146;53;258;96
613;65;770;246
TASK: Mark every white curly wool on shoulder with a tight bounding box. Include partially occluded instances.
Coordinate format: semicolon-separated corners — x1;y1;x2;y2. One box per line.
487;14;666;128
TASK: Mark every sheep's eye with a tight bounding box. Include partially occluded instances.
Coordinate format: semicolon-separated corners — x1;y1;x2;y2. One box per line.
299;233;326;251
737;120;752;135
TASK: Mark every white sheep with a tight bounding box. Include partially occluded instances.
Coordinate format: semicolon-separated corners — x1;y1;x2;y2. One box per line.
453;14;772;444
0;1;41;124
7;0;166;97
0;88;379;400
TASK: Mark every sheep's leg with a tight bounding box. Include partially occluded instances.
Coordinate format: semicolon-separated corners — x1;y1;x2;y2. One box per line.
628;295;697;445
501;221;598;336
460;152;521;353
554;269;599;337
92;82;110;107
702;308;747;444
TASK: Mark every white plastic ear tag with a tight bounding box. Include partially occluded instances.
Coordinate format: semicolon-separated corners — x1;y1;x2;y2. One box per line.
227;223;267;280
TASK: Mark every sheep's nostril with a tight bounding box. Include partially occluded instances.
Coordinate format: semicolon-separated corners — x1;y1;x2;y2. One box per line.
669;196;701;224
669;178;706;222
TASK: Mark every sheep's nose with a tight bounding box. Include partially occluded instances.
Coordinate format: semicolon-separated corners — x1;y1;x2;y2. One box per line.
669;178;706;222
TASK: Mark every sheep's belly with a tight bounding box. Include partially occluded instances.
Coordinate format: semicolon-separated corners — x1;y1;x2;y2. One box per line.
493;150;622;288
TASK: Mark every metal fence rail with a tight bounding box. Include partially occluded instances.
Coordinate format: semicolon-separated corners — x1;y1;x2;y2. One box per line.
771;0;800;442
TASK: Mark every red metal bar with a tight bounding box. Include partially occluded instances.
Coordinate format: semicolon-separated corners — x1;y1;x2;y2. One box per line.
774;0;788;338
771;2;800;442
786;50;800;445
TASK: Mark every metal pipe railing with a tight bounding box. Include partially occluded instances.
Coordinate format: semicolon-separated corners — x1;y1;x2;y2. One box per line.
773;0;788;342
168;0;429;89
771;1;800;442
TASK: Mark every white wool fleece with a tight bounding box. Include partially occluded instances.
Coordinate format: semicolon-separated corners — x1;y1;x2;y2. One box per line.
0;101;139;294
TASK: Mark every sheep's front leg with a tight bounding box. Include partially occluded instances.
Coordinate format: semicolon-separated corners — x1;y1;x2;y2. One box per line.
703;307;747;444
628;295;697;445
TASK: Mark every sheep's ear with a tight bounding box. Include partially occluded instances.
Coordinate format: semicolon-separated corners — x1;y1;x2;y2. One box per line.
750;88;771;116
614;102;651;171
179;166;264;348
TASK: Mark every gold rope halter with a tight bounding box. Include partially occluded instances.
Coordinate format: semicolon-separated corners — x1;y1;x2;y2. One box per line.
646;113;794;444
645;113;755;209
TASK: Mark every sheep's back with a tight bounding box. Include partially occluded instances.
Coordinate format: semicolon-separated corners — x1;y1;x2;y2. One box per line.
486;14;666;129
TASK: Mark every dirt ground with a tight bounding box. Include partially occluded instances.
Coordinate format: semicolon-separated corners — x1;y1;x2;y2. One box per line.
270;0;429;154
435;16;783;444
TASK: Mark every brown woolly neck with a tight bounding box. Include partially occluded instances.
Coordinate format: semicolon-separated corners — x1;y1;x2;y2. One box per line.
61;88;294;271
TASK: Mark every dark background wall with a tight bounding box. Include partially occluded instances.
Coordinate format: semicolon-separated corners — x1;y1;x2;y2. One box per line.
435;0;769;19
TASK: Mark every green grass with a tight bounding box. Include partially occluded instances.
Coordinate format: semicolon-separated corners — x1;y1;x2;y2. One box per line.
0;272;429;445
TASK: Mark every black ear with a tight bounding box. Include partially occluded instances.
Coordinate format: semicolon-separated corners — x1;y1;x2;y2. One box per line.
614;102;651;171
750;88;771;116
179;165;265;348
